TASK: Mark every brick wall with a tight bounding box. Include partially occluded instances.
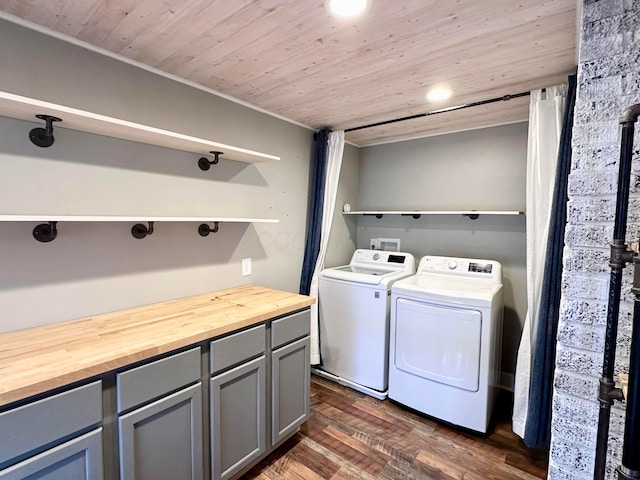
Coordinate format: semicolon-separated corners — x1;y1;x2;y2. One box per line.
550;1;640;479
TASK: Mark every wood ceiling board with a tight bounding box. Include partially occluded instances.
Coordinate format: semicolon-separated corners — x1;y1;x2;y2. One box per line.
249;13;575;128
0;0;577;144
222;5;575;99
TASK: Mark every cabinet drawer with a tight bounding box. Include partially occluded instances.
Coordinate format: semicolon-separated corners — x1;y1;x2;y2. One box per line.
210;325;265;375
271;310;310;350
117;347;201;413
0;381;102;467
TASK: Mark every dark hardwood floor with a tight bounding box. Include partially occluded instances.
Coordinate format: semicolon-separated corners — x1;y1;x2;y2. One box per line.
244;375;548;480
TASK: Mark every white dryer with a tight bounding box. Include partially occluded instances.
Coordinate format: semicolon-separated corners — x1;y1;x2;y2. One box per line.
389;255;504;433
316;249;416;399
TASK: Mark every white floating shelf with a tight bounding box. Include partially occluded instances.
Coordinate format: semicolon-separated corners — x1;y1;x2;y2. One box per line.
0;215;279;223
343;210;524;216
0;91;280;164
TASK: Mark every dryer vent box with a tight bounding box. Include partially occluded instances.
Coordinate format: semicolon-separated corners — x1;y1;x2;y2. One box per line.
371;238;401;252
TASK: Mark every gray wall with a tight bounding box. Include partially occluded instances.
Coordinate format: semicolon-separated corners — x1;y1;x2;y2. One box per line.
356;123;528;384
0;19;315;333
325;143;360;268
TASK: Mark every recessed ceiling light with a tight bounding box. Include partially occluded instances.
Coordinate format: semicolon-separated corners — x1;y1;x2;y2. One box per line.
426;87;453;102
326;0;370;18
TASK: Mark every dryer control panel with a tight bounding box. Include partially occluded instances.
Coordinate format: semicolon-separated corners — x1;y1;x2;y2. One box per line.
417;255;502;283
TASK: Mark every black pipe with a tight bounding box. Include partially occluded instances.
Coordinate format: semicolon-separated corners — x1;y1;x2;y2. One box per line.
618;281;640;479
616;105;640;480
344;91;530;132
595;113;638;480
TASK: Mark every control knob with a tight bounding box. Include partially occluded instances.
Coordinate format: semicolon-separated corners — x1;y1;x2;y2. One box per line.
448;261;457;270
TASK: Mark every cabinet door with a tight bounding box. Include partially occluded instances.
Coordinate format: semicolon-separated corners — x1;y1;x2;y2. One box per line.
271;336;310;445
0;429;103;480
210;356;266;480
118;383;203;480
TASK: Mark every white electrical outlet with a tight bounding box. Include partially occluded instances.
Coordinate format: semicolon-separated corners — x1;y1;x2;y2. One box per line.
242;258;252;276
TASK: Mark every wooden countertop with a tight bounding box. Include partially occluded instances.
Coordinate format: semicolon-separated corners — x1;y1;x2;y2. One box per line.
0;285;314;407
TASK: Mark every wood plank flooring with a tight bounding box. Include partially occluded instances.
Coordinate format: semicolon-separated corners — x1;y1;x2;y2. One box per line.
244;375;548;480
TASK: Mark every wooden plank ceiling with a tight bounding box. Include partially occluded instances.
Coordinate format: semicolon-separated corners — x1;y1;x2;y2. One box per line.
0;0;577;146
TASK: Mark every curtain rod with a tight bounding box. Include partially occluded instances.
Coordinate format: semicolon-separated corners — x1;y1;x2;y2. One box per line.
344;91;531;133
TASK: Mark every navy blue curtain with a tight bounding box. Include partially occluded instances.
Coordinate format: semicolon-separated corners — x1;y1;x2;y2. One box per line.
524;74;577;448
299;128;330;295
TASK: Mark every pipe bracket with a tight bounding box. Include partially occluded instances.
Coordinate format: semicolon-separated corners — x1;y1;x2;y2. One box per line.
616;465;640;480
610;242;634;269
131;222;154;239
33;221;58;242
599;377;625;405
29;115;62;148
198;151;223;171
619;103;640;123
198;222;219;236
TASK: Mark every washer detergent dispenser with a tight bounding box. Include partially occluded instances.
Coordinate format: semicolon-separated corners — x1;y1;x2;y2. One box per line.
316;249;416;399
389;255;504;433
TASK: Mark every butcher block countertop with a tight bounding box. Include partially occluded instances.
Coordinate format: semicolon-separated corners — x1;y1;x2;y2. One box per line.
0;285;315;408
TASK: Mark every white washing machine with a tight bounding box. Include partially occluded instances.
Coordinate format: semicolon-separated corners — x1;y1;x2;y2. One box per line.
389;255;504;433
316;249;416;399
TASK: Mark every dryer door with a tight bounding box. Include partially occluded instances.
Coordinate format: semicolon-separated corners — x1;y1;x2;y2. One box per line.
394;298;481;392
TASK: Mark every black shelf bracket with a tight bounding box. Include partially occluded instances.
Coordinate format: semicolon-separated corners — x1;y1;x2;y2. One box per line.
131;222;154;239
33;221;58;242
401;213;422;219
364;214;384;219
463;213;480;220
198;222;219;236
198;151;223;171
29;114;62;148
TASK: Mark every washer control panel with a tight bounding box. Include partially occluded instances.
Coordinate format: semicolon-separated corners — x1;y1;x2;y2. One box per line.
418;255;501;282
350;249;416;272
468;262;493;273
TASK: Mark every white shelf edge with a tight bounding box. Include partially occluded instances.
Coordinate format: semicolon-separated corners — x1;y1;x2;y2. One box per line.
343;210;524;216
0;91;280;164
0;215;279;223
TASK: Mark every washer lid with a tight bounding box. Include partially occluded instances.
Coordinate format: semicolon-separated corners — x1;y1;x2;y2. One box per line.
320;249;416;286
321;266;412;285
392;273;502;307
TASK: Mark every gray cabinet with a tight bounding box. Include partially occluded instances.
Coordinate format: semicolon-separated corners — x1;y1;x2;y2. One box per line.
270;311;311;446
116;347;203;480
0;429;103;480
210;326;266;480
1;307;311;480
0;381;103;480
